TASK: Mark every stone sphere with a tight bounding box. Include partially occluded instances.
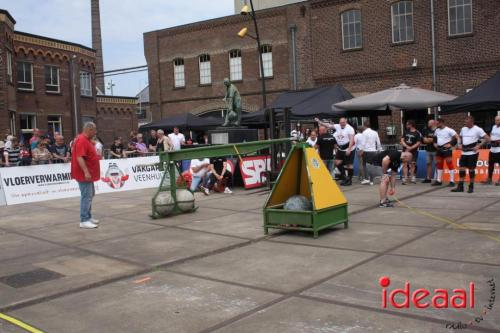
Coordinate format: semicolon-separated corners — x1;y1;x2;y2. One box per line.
176;189;195;212
154;191;175;216
284;195;312;211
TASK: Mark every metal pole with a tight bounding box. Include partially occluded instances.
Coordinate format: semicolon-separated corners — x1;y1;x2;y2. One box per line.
290;25;298;91
70;56;79;135
430;0;438;119
249;0;267;109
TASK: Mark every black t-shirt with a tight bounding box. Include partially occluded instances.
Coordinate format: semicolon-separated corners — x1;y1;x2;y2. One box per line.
316;134;336;160
402;130;422;151
110;143;124;158
148;137;157;148
49;144;69;157
210;157;227;174
372;150;401;170
421;127;437;152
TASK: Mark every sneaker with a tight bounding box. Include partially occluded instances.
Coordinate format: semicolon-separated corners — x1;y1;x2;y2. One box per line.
200;186;210;196
467;184;474;193
80;221;98;229
410;176;417;184
370;182;374;186
224;187;233;194
343;179;352;186
421;179;432;184
451;185;464;193
447;182;455;188
379;201;394;208
361;179;371;185
90;218;100;225
431;181;442;186
402;178;408;185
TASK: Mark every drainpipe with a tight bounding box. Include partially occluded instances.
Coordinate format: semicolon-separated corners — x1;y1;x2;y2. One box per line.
430;0;438;118
289;25;298;90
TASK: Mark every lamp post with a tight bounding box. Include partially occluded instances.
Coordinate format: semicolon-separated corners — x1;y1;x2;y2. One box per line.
238;0;267;109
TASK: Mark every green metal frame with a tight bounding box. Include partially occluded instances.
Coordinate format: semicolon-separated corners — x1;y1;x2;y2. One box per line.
263;144;348;238
151;138;291;219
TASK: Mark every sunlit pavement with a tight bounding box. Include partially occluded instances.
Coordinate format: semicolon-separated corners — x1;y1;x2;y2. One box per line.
0;181;499;332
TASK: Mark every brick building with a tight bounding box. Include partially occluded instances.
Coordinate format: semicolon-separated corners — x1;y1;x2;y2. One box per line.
0;9;137;148
234;0;306;13
145;0;500;141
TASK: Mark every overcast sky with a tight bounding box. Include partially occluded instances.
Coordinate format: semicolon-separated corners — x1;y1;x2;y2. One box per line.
3;0;234;96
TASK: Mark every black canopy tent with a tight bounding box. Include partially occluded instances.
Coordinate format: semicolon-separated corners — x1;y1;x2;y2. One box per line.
440;71;500;114
241;85;353;124
139;113;223;131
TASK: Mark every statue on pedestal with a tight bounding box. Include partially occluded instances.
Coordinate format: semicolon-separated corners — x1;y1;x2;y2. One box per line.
222;78;242;127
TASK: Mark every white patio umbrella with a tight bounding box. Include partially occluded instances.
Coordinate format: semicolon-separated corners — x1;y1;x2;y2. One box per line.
333;84;456;111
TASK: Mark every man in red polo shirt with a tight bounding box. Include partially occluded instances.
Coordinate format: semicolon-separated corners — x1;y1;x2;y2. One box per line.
71;122;100;229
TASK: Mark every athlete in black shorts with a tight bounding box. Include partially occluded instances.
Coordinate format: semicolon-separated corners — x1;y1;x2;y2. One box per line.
400;120;421;185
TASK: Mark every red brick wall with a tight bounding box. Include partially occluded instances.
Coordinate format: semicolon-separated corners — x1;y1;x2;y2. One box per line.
96;99;138;147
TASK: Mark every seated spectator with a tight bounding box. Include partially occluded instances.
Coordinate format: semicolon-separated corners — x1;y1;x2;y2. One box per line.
135;133;149;155
207;157;233;194
156;129;173;152
4;135;13;149
32;141;52;165
50;135;70;163
110;137;125;159
129;130;138;143
189;158;211;195
0;140;4;167
29;129;41;151
93;137;104;159
3;137;20;167
19;144;31;166
125;141;138;158
148;130;157;152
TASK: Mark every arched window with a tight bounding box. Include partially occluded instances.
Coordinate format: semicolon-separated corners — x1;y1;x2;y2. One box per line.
173;58;185;88
199;54;211;85
259;45;273;78
392;1;414;43
341;10;362;50
229;49;242;81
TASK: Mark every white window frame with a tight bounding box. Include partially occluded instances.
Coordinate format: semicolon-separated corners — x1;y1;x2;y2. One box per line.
259;45;273;78
229;49;243;81
6;50;13;83
391;1;414;43
448;0;473;36
199;54;212;85
80;71;92;97
47;115;63;134
19;114;36;133
341;10;362;50
17;62;34;91
45;66;60;93
173;58;185;88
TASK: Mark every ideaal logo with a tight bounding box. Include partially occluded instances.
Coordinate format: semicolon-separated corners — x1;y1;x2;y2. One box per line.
379;276;496;330
101;163;129;189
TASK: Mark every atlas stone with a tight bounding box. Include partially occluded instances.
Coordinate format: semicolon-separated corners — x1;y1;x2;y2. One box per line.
284;195;312;211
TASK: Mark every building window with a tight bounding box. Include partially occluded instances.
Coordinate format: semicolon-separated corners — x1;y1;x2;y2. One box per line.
199;54;211;85
80;71;92;96
448;0;472;36
17;62;33;91
6;51;13;83
20;114;36;133
260;45;273;78
48;115;63;134
229;49;243;81
341;10;362;50
173;58;185;88
45;66;60;93
392;1;414;43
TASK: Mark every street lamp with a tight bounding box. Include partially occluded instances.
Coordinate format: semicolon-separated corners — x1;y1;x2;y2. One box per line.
238;0;267;109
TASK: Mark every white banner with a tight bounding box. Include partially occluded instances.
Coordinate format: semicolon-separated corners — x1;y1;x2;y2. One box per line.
0;156;163;205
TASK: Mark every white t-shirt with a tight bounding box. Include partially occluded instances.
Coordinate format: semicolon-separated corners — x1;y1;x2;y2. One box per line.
361;128;381;152
434;127;457;146
460;125;486;155
95;141;103;157
490;125;500;153
168;133;185;151
306;137;317;147
333;124;355;150
354;133;364;151
190;158;210;177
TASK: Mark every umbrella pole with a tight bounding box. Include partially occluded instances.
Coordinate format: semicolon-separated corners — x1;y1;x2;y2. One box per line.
400;110;404;141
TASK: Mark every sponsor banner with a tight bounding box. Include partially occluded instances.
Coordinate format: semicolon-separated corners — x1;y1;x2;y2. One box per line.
443;149;499;183
240;155;271;189
0;156;163;205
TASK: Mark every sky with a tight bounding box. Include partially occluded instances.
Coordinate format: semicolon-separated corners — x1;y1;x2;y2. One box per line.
3;0;235;96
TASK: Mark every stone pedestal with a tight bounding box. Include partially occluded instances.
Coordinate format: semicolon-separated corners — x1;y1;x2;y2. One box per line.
208;127;258;144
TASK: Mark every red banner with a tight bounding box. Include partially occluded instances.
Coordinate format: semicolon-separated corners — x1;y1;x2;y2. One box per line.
240;155;271;189
443;149;499;183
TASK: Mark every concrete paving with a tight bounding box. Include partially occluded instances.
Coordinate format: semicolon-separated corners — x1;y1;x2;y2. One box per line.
0;180;498;332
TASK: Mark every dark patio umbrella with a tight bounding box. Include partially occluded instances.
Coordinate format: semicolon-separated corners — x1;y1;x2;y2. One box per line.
440;71;500;114
139;113;223;131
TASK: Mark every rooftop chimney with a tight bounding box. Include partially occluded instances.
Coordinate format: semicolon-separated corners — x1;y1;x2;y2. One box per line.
91;0;105;94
